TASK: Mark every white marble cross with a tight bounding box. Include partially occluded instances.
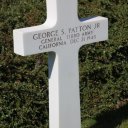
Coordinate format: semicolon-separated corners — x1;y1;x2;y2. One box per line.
13;0;108;128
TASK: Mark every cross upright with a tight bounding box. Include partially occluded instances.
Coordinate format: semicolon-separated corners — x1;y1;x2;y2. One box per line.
13;0;108;128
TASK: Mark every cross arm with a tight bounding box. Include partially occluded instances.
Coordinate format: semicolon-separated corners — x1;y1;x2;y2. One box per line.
13;22;56;56
78;16;108;48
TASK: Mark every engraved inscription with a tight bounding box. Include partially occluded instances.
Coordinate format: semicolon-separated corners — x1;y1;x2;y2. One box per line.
32;23;101;50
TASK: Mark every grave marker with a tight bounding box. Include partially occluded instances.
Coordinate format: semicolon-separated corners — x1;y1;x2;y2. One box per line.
13;0;108;128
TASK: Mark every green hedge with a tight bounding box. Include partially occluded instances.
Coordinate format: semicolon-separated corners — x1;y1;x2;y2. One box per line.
0;83;48;127
0;0;128;127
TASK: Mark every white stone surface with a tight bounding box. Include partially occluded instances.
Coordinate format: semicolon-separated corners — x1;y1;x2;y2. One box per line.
13;0;108;128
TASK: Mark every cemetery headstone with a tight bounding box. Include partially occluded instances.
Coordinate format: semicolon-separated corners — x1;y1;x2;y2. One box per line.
13;0;108;128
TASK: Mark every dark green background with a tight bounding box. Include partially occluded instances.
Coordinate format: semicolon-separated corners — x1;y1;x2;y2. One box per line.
0;0;128;127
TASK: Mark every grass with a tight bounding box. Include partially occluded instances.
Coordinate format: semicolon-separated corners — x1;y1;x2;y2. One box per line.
82;119;128;128
82;103;128;128
119;120;128;128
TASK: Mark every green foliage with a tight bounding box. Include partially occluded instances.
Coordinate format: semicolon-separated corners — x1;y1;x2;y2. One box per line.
0;0;128;127
0;83;48;127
